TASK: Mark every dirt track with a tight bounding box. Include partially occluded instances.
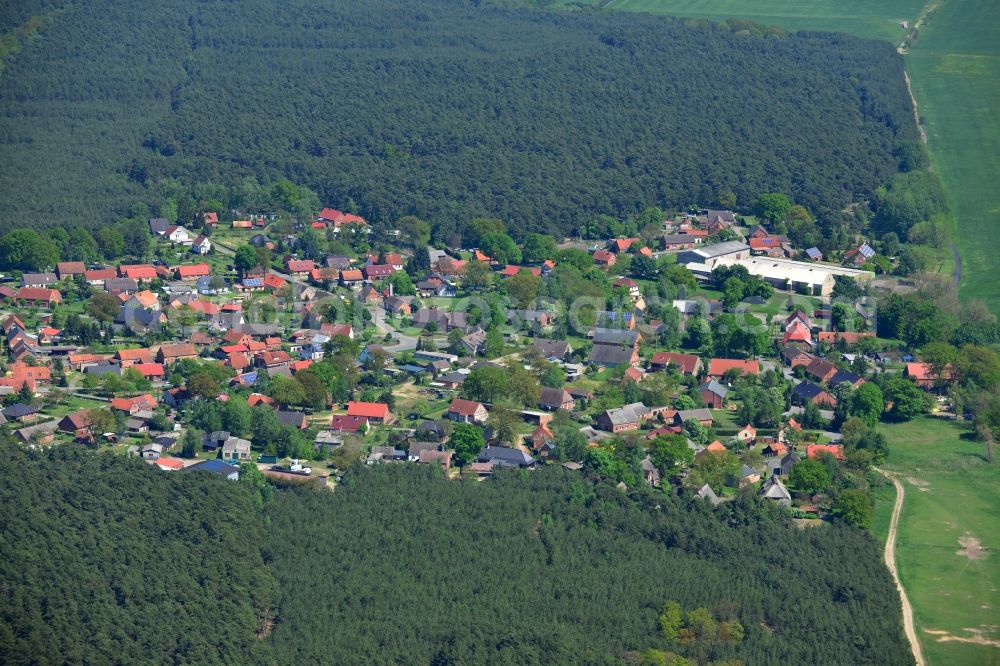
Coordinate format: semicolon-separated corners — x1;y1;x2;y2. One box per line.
878;469;927;666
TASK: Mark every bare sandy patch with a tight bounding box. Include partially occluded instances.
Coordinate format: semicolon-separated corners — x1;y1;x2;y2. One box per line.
957;534;989;560
906;476;930;491
923;626;1000;647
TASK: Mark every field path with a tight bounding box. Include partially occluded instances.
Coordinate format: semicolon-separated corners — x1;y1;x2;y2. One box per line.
877;469;926;666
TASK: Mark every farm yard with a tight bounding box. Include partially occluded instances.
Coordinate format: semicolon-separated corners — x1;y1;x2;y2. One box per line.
881;416;1000;666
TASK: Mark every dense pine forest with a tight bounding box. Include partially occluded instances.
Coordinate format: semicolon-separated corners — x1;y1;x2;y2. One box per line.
0;445;277;664
0;0;915;240
0;447;913;665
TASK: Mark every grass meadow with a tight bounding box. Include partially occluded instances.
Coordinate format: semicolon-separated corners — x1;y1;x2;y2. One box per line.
905;0;1000;309
603;0;924;41
881;416;1000;666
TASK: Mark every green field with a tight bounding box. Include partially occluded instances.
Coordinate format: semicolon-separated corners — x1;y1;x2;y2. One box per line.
906;0;1000;308
586;0;1000;312
604;0;924;41
881;417;1000;666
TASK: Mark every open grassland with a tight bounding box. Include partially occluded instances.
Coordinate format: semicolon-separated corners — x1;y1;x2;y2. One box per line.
592;0;1000;312
881;417;1000;666
905;0;1000;309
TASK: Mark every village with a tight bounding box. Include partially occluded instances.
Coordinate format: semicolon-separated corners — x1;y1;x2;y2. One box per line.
0;205;952;521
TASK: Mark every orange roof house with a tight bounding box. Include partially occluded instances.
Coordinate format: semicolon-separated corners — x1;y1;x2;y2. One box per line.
817;331;874;344
610;238;639;253
115;348;154;367
132;363;166;379
174;263;211;279
806;444;846;461
783;321;812;345
707;358;760;379
592;249;616;266
696;440;728;460
119;264;158;280
109;394;158;414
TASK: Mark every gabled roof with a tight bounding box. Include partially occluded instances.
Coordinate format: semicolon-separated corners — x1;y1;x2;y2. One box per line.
347;401;391;419
478;446;534;467
16;287;61;302
602;402;649;426
286;259;315;272
119;264;157;279
56;261;87;276
699;380;728;399
175;263;210;278
329;414;367;432
707;358;759;377
130;290;159;309
447;398;485;416
592;328;640;347
340;269;364;281
806;444;845;461
650;351;700;374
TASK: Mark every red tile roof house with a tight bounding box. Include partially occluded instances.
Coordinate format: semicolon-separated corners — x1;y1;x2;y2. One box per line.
592;249;616;266
110;394;158;415
286;259;315;274
56;261;87;280
115;347;154;368
257;351;291;368
16;287;62;307
262;273;287;292
648;352;702;375
223;327;256;344
0;362;52;393
339;269;364;287
805;358;839;384
363;264;394;281
817;331;875;345
132;363;166;380
807;444;846;461
118;264;158;280
347;401;394;425
174;263;211;280
58;409;93;434
609;237;639;253
905;362;955;390
156;343;199;365
445;398;489;424
707;358;760;380
84;268;118;285
329;414;368;433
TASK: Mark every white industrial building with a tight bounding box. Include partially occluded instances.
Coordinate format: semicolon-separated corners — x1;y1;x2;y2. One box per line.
681;242;874;297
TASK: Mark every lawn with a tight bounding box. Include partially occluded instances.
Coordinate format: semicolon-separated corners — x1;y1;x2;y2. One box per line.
588;0;1000;313
880;416;1000;666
